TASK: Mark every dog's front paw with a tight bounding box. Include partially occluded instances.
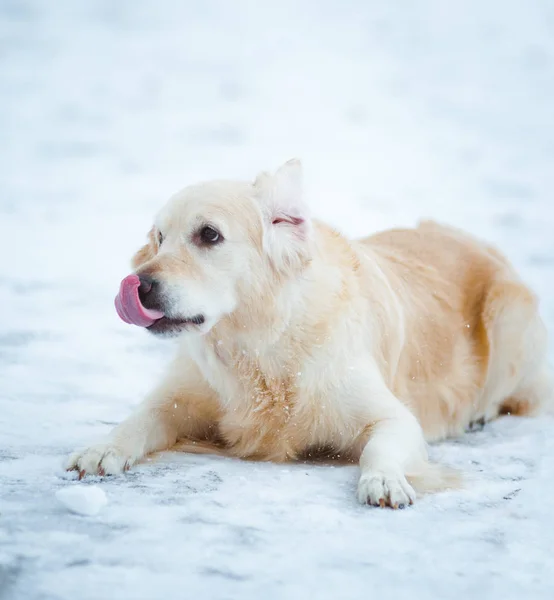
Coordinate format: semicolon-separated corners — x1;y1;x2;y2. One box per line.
66;443;136;479
357;469;416;508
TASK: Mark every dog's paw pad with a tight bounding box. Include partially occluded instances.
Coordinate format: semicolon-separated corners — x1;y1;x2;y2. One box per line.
357;470;416;508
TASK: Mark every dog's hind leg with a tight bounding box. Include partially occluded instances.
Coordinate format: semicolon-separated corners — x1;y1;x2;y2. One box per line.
478;277;551;422
499;365;553;417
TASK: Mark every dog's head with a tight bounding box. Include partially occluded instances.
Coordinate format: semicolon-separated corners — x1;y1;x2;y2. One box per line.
114;159;313;337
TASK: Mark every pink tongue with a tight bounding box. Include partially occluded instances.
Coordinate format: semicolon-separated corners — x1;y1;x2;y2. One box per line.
114;274;164;327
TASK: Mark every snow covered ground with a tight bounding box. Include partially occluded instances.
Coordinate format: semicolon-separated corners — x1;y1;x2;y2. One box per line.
1;1;554;598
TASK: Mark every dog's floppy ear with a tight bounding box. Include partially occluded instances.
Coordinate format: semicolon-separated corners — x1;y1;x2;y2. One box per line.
254;159;312;271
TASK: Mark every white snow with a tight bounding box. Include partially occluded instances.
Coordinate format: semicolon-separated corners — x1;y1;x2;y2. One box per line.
56;485;108;516
1;1;554;599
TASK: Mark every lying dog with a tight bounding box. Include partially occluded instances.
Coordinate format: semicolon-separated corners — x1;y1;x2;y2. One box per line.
67;160;551;508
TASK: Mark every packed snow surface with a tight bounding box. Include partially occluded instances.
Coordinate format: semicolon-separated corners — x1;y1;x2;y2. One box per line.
1;1;554;599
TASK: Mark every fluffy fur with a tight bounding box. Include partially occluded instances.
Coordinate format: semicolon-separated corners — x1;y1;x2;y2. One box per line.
67;160;551;508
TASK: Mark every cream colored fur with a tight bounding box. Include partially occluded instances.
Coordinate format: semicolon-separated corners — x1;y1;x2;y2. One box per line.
67;160;551;508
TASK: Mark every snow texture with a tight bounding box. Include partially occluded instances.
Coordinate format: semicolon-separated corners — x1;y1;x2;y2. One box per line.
1;1;554;599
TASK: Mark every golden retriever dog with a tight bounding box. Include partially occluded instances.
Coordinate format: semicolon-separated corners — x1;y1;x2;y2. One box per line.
67;160;551;508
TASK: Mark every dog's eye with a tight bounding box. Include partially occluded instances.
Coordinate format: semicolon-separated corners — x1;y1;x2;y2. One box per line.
157;231;163;245
199;225;222;246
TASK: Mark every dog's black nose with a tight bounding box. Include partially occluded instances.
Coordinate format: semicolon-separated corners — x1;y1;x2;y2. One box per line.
137;275;158;305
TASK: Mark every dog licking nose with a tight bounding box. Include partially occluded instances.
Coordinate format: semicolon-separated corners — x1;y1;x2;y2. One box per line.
114;274;164;328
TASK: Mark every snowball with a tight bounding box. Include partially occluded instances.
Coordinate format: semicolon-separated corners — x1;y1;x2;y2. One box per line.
56;485;108;516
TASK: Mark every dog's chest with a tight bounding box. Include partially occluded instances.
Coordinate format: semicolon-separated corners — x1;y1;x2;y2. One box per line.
189;339;369;460
227;358;303;458
188;340;307;458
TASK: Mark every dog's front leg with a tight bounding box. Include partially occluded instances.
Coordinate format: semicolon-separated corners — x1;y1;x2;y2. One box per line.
356;370;428;508
66;362;218;478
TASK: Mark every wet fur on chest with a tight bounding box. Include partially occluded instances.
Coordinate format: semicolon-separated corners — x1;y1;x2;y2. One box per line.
203;331;370;462
210;348;302;461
